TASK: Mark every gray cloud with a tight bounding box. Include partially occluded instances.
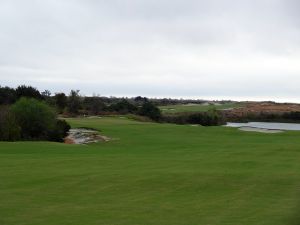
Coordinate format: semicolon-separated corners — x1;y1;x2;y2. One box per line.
0;0;300;102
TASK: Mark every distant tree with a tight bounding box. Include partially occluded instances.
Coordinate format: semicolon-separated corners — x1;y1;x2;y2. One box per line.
0;86;17;104
67;90;81;114
84;96;106;114
139;102;161;121
54;93;68;113
109;99;137;114
133;96;148;107
134;96;148;103
41;90;51;98
41;90;54;106
16;85;42;100
11;98;56;139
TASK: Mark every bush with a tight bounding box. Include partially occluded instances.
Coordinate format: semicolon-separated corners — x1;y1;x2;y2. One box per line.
188;109;223;126
109;99;137;114
10;98;70;142
162;110;224;126
47;119;71;142
139;102;161;121
0;106;21;141
11;98;57;140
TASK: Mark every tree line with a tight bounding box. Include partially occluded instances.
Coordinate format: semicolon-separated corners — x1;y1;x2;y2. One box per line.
0;85;228;137
0;85;162;120
0;85;166;142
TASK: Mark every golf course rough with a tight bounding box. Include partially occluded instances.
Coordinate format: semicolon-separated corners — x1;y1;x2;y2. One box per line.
1;117;300;225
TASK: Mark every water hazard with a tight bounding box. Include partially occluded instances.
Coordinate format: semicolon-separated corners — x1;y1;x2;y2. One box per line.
226;122;300;131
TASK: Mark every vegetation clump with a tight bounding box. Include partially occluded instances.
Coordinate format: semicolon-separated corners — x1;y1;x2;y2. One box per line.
139;101;162;121
16;85;43;100
109;99;138;114
0;98;70;142
162;109;225;126
0;106;21;141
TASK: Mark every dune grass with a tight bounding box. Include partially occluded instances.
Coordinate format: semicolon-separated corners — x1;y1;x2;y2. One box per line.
1;117;300;225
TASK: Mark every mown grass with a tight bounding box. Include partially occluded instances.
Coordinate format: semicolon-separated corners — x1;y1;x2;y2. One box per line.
1;117;300;225
159;102;243;114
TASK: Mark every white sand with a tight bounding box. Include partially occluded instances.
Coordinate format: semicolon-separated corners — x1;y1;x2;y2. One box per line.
65;128;110;144
238;127;283;133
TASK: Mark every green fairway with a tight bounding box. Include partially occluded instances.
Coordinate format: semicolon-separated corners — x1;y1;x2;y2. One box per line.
159;102;242;114
1;117;300;225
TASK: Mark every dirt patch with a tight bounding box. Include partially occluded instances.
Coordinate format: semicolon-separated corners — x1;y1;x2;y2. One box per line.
64;137;75;144
64;128;111;144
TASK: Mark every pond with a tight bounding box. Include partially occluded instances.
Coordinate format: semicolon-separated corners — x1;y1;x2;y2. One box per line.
226;122;300;131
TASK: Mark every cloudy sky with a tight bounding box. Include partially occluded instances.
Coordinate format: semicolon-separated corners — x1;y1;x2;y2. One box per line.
0;0;300;102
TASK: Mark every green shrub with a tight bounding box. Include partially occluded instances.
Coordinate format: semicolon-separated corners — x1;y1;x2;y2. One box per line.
10;98;70;142
139;102;161;121
109;99;138;114
0;106;21;141
47;119;71;142
11;98;57;140
162;110;225;126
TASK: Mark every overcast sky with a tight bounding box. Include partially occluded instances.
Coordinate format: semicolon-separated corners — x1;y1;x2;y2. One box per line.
0;0;300;102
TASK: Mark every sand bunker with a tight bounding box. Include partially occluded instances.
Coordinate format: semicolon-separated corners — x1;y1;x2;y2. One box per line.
64;128;110;144
238;127;283;133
